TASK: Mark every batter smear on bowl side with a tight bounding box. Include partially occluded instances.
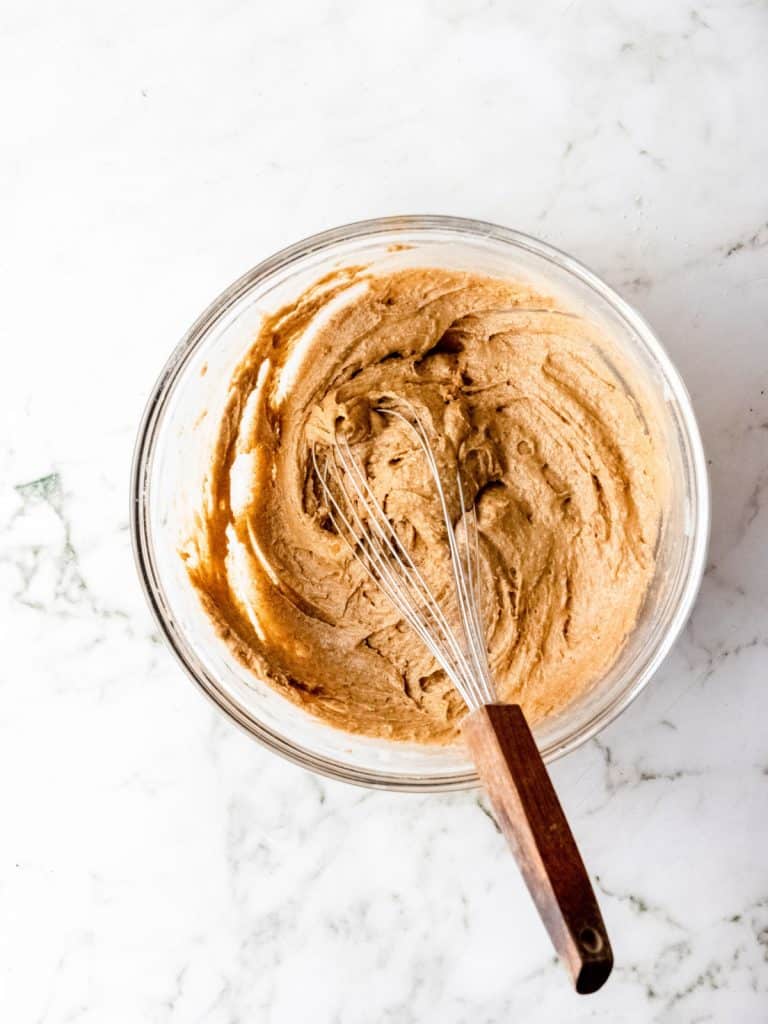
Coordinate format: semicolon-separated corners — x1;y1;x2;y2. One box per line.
183;266;663;743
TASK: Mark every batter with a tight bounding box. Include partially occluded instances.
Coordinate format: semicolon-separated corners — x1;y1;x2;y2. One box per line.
183;266;663;743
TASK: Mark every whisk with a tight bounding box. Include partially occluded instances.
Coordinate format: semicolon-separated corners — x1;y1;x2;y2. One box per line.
313;403;613;994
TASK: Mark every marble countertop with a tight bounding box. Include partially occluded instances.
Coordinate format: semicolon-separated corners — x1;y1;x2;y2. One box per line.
2;1;767;1020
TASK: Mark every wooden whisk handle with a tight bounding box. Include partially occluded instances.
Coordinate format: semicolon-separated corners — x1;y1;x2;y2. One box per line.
463;703;613;994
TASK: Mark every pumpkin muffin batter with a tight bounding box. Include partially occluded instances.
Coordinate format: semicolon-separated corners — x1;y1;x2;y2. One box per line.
183;266;663;744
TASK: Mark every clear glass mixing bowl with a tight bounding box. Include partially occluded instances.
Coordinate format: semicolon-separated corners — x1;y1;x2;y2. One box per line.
131;216;709;791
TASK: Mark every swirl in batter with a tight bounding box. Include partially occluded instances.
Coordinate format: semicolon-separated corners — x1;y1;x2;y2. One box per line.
184;266;663;743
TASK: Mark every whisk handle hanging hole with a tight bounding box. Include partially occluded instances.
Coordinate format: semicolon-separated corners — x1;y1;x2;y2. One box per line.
463;704;613;994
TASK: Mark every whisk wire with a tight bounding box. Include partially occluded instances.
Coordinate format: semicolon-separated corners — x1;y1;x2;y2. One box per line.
332;437;475;687
312;404;496;710
311;447;477;699
384;407;494;706
456;475;493;689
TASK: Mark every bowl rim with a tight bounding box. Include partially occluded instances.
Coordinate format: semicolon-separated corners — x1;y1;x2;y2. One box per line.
130;214;710;792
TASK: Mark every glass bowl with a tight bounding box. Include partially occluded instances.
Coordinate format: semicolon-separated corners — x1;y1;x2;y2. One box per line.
130;216;709;791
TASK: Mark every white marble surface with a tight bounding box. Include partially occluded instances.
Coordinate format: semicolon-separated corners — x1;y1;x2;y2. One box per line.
2;1;767;1020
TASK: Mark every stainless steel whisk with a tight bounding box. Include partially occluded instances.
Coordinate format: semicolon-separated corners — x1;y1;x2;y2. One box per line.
314;405;495;710
313;403;614;994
